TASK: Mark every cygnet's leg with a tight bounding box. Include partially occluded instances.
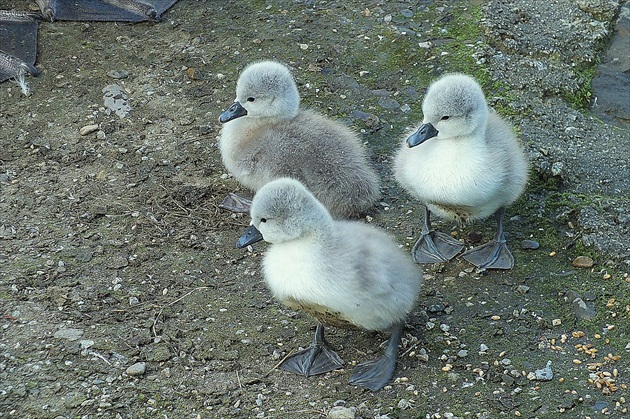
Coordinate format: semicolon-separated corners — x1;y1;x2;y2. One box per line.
411;206;464;263
348;322;404;391
219;192;253;213
278;323;344;377
462;207;515;270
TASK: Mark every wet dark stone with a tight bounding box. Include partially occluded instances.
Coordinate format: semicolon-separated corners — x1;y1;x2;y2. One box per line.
467;231;483;243
521;239;539;249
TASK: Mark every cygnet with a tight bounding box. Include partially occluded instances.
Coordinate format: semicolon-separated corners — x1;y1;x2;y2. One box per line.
219;60;381;218
394;73;528;269
237;178;422;391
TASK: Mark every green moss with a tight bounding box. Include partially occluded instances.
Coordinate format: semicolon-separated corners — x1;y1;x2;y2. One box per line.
563;62;598;109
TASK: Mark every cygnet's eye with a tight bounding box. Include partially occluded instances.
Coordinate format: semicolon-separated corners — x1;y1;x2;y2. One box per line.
246;97;255;102
260;218;267;223
441;116;450;120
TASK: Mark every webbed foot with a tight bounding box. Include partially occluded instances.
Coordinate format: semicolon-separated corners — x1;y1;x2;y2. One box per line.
348;323;404;391
411;206;463;263
411;231;464;263
219;192;253;213
461;240;514;270
279;324;344;377
462;207;515;270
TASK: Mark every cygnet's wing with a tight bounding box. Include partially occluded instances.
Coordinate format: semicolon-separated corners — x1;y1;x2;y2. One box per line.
0;11;40;82
37;0;179;22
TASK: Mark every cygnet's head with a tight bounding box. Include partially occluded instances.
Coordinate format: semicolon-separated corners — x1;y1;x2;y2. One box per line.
220;61;300;123
238;178;332;247
407;73;488;147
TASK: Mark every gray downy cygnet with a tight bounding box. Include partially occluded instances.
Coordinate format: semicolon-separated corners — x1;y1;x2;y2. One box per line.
237;178;422;391
394;73;528;269
219;60;381;218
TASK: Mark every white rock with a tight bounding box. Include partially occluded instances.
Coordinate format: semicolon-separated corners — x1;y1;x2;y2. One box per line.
126;362;146;376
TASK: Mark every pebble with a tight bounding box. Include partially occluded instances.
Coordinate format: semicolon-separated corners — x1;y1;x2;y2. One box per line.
107;70;129;79
327;406;355;419
457;349;468;358
427;303;445;313
80;339;94;350
378;97;400;109
102;84;131;118
572;256;594;268
572;297;596;320
79;124;99;136
521;239;539;249
129;297;139;306
551;161;564;176
126;362;146;377
534;360;553;381
516;284;530;294
53;328;84;341
479;344;489;353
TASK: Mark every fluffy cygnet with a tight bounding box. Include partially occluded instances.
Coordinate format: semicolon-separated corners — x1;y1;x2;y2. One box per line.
394;73;528;269
237;178;422;391
219;60;381;218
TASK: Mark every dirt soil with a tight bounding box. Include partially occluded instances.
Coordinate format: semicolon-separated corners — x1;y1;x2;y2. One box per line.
1;1;628;418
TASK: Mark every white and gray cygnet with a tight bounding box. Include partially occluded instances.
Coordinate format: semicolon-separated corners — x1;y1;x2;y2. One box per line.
219;60;381;219
237;178;422;391
394;73;528;269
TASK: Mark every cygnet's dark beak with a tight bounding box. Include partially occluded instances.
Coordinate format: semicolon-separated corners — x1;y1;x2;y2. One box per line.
219;101;248;123
237;225;264;248
406;123;438;147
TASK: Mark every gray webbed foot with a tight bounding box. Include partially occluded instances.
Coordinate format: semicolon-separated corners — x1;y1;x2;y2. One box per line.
412;231;464;263
219;192;253;213
461;240;514;270
279;324;344;377
411;206;463;263
462;207;514;270
348;323;404;391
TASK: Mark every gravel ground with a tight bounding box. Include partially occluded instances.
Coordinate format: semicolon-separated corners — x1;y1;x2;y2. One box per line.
1;0;628;418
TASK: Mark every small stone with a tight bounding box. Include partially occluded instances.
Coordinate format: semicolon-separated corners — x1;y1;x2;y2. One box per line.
80;339;94;350
572;256;594;268
516;285;530;294
54;328;84;341
572;297;596;320
534;361;553;381
427;303;445;313
457;349;468;358
327;406;355;419
479;344;489;353
107;70;129;79
129;297;139;306
378;97;400;109
80;124;99;136
417;348;429;362
551;161;564;176
467;231;483;243
126;362;146;376
502;374;515;386
521;239;539;249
